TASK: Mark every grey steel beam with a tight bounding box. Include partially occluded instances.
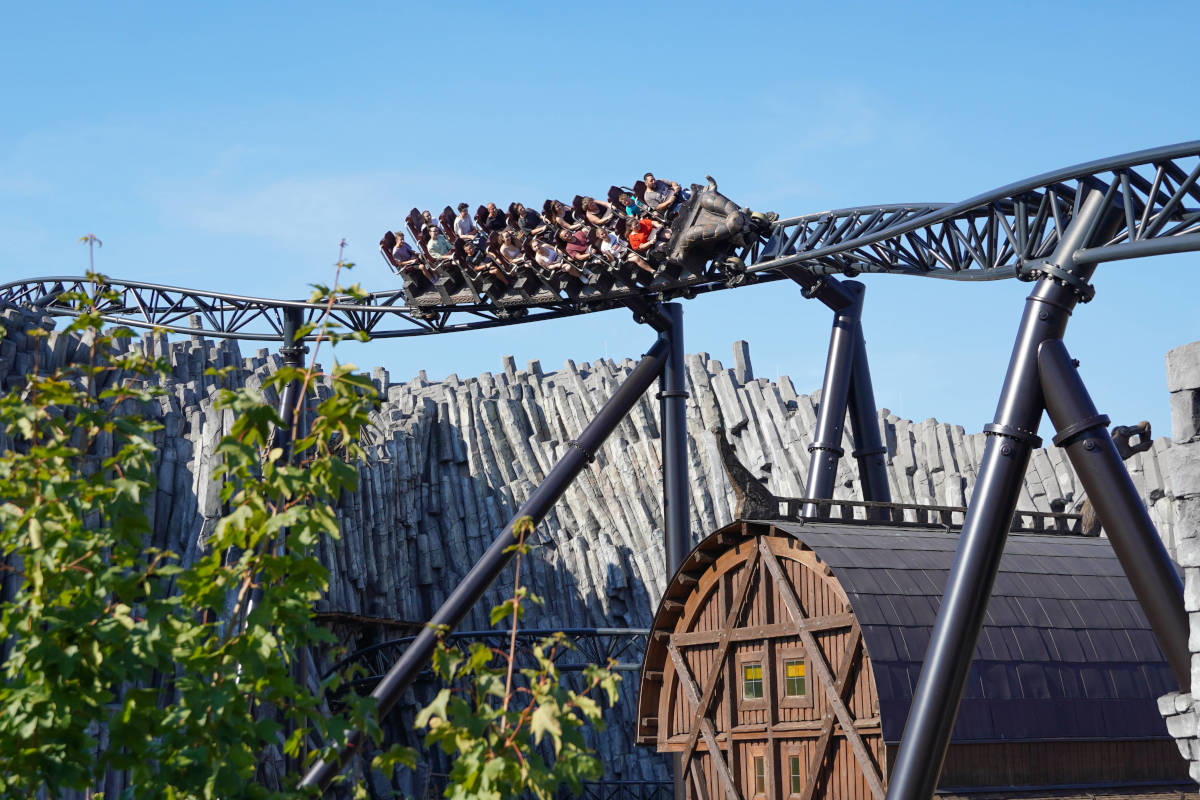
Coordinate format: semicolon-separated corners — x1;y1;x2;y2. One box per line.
803;280;865;516
658;303;690;577
272;306;308;459
1039;338;1189;690
847;323;892;515
1072;231;1200;265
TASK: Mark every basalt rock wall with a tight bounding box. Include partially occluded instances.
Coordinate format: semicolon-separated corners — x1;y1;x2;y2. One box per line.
1;301;1192;791
1156;340;1200;781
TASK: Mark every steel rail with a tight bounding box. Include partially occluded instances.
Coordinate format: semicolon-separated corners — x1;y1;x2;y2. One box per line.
326;627;651;684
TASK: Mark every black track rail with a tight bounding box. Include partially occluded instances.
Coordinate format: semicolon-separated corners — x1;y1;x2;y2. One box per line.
3;142;1198;343
327;628;649;690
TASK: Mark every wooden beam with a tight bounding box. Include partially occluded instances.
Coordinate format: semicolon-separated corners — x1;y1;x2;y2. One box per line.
670;613;854;647
690;766;712;800
758;539;886;800
679;548;761;772
668;641;744;800
799;628;863;800
719;572;740;794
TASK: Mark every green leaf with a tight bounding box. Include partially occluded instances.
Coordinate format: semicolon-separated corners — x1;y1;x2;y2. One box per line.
530;704;562;753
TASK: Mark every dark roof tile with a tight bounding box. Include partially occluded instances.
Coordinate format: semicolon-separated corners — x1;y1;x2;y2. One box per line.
1080;665;1115;699
973;628;1001;661
1058;664;1084;698
1045;629;1087;662
961;668;986;700
887;595;922;626
979;662;1017;700
953;699;996;740
1012;626;1050;661
1126;628;1165;660
991;572;1026;596
862;624;896;661
1014;596;1054;627
1072;597;1117;629
1072;698;1104;732
1110;665;1143;698
1016;662;1053;699
1087;628;1127;661
1038;664;1068;698
984;596;1025;628
1144;663;1181;695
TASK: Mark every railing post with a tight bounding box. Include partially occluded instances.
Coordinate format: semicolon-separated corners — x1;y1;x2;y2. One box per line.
885;188;1123;800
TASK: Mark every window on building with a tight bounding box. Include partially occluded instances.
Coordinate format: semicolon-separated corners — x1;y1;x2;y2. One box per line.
743;662;764;700
784;658;807;697
777;646;813;708
789;755;802;794
753;755;766;795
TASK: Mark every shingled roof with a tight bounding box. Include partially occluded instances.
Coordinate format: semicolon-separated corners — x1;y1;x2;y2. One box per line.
754;521;1179;745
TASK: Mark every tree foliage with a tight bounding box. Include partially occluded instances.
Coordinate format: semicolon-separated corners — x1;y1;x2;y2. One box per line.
416;519;621;800
0;270;383;798
0;262;619;798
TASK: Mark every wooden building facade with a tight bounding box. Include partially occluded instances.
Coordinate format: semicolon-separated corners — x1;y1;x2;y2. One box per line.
636;520;1190;800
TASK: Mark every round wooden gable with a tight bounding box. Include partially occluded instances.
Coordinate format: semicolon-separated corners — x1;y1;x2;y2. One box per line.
638;519;1187;799
637;526;886;800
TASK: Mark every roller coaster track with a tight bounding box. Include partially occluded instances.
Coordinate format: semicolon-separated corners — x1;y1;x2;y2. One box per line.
2;141;1198;342
755;140;1200;280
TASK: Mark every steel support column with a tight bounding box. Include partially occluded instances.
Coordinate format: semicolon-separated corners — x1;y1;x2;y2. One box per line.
299;335;672;791
846;308;892;514
803;280;865;517
658;303;690;577
885;189;1122;800
273;306;308;459
1039;338;1190;689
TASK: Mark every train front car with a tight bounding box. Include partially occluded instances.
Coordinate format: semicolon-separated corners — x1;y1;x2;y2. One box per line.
665;178;776;284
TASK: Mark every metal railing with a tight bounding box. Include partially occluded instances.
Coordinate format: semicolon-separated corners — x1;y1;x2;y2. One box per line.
774;495;1083;535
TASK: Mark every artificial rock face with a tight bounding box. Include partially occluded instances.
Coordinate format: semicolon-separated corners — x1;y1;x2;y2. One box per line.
1159;340;1200;781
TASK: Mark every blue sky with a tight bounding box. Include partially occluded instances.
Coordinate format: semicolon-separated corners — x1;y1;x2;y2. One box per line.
2;1;1197;437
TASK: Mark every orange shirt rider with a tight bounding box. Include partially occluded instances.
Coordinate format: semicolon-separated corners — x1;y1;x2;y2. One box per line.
627;218;657;252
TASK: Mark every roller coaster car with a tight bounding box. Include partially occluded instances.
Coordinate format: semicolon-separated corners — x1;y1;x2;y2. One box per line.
663;179;766;274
